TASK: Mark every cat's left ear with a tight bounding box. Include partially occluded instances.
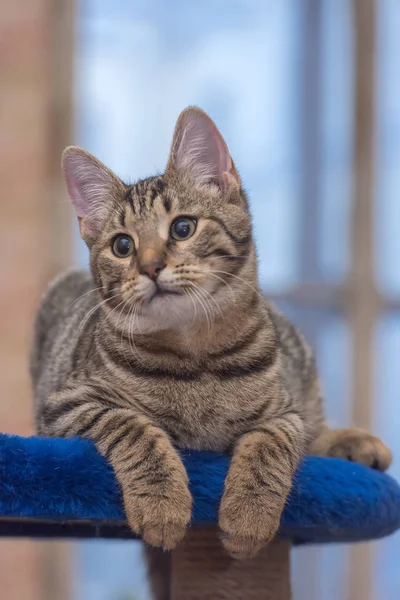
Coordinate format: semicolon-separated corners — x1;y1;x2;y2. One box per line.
62;146;125;242
165;107;241;195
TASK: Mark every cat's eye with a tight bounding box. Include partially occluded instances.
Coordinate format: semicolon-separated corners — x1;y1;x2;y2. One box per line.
112;235;134;258
170;217;197;241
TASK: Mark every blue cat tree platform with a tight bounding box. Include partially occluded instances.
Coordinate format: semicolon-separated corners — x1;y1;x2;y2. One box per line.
1;434;400;599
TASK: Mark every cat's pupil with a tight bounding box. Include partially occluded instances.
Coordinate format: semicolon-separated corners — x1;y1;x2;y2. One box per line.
174;220;190;238
116;236;131;255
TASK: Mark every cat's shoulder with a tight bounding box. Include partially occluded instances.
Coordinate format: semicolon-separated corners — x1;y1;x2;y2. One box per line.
38;268;94;315
47;267;93;295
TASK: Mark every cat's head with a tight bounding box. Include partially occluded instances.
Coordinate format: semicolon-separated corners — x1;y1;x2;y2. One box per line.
62;107;256;333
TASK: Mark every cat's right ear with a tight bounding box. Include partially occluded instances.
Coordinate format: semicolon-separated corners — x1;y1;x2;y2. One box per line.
62;146;125;242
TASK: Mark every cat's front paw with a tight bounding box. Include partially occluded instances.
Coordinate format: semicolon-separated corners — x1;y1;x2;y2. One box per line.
218;489;282;560
123;479;192;550
312;428;392;471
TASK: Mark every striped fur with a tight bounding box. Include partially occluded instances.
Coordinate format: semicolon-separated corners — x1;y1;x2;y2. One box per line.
31;108;391;566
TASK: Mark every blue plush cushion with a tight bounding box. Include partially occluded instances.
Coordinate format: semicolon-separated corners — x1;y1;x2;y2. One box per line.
0;433;399;544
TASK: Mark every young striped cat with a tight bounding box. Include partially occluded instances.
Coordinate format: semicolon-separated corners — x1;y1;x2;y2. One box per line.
31;107;391;562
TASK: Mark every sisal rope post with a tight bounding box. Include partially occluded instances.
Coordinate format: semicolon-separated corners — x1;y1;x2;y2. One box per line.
170;526;291;600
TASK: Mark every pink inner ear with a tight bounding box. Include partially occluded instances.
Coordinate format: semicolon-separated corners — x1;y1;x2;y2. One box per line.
173;109;238;186
63;152;94;218
62;149;113;231
65;174;89;219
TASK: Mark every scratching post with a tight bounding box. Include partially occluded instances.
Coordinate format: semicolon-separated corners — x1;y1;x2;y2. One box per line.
171;527;291;600
0;435;400;598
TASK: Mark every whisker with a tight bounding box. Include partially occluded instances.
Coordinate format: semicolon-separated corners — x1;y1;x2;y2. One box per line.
114;297;141;369
71;292;121;358
183;288;199;329
185;281;223;319
206;254;248;261
126;303;148;368
205;272;236;303
68;286;104;308
186;285;212;334
97;296;127;336
208;269;264;302
114;296;147;369
76;294;120;338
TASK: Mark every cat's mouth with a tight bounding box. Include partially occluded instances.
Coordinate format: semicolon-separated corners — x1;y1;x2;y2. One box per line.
148;284;182;303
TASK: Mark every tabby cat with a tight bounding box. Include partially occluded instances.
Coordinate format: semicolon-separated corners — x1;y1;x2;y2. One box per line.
31;107;391;564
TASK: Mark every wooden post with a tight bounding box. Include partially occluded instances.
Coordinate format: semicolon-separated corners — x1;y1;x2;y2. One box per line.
170;529;291;600
348;2;377;600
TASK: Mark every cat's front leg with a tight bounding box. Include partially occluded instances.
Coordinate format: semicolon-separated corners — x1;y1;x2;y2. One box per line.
310;426;392;471
42;384;192;550
219;410;305;560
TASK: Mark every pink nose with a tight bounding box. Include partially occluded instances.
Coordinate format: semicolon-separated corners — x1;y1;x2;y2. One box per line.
139;260;166;281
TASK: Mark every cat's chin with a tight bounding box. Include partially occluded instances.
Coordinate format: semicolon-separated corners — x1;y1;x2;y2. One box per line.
132;293;199;334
